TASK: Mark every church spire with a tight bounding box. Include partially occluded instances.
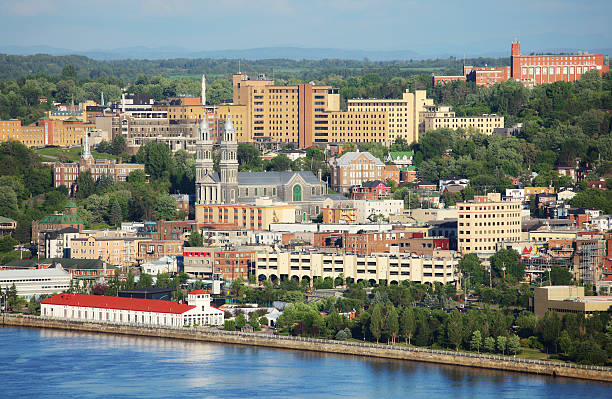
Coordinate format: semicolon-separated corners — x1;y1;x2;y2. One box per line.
82;132;92;160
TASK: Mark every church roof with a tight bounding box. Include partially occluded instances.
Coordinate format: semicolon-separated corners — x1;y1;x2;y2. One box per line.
237;171;323;186
335;151;384;166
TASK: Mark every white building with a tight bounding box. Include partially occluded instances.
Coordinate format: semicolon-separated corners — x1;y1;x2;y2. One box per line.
41;290;224;327
353;199;404;223
505;188;525;202
42;227;80;259
557;188;577;202
0;267;72;298
141;255;179;275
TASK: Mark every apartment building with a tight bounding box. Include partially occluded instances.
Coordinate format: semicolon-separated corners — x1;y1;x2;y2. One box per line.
457;193;522;255
327;111;388;144
137;240;184;263
465;66;511;87
195;198;296;230
255;251;458;285
353;199;404;223
0;118;92;147
511;42;609;87
70;235;141;267
420;105;504;135
232;73;340;147
322;207;357;224
346;89;433;144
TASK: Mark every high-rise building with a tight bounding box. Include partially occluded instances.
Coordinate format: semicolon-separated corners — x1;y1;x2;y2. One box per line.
457;193;522;256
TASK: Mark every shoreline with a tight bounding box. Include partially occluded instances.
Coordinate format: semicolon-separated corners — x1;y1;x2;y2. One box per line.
2;314;611;383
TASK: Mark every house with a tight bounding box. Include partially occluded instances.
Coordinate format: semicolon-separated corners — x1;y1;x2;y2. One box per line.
386;151;414;167
330;151;386;193
0;216;17;237
41;290;224;327
587;179;607;190
399;166;418;185
351;180;391;200
417;181;437;191
439;178;469;194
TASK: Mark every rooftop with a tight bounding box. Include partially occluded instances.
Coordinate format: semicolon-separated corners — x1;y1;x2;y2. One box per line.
41;293;195;314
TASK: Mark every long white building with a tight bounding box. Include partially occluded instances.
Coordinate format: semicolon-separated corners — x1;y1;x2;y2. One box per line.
256;251;458;286
0;267;72;298
41;290;224;327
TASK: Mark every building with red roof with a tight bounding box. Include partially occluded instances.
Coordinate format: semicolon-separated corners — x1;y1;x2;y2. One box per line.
41;290;223;327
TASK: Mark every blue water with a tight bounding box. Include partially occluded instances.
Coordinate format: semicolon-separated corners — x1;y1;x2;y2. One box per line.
0;327;610;399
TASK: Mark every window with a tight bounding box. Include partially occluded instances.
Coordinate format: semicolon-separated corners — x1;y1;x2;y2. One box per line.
292;184;302;202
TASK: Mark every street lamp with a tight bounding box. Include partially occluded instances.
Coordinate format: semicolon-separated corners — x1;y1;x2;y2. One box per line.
546;267;552;286
502;266;506;280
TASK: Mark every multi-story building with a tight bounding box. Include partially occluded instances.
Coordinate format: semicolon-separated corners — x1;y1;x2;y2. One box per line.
353;199;404;223
327;111;388;144
32;202;84;251
211;248;257;281
255;251;458;285
420;105;504;135
232;73;340;147
345;89;433;144
457;193;522;255
137;240;184;263
322;207;357;224
511;42;609;87
70;235;141;268
48;133;144;193
195;198;296;230
0;118;93;148
432;75;467;86
330;151;386;193
41;227;80;259
533;286;612;317
351;180;391;200
465;66;511;87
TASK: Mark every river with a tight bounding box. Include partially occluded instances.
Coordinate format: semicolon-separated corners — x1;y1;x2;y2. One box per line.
1;327;610;398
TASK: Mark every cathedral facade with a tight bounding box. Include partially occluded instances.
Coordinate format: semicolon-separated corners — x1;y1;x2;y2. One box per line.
195;116;336;221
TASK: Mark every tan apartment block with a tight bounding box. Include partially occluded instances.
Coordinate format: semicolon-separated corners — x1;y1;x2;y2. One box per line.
70;235;141;267
420;105;504;135
457;193;522;255
195;198;296;230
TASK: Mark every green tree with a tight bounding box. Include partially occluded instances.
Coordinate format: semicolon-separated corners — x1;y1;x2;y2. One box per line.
384;305;399;344
483;336;496;353
136;141;174;180
188;231;204;247
489;249;525;281
154;194;177;220
111;134;128;156
507;334;521;355
267;154;292;171
235;313;247;331
109;199;122;226
237;143;262;170
470;330;483;353
458;253;486;287
496;335;507;355
447;312;465;350
137;273;154;288
399;306;416;344
369;304;383;343
76;170;96;199
224;319;235;331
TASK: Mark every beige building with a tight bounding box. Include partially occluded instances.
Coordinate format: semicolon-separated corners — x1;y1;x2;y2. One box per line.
195;198;297;230
346;89;433;144
420;105;504;135
70;235;141;267
327;111;388;144
533;286;612;317
255;251;458;285
457;193;522;255
232;73;340;147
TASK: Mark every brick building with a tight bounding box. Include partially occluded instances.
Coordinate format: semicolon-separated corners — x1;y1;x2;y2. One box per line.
351;180;391;200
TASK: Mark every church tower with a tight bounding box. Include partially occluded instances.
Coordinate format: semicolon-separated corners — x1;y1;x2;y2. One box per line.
195;117;216;204
219;114;239;203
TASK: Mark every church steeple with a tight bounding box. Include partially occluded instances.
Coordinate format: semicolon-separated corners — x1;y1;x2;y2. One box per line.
195;116;214;204
82;132;92;160
218;114;238;203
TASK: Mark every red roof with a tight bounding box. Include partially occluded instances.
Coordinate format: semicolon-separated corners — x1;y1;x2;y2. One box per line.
41;293;195;314
189;290;211;295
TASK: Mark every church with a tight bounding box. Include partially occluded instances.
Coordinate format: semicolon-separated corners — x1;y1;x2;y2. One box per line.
195;116;337;221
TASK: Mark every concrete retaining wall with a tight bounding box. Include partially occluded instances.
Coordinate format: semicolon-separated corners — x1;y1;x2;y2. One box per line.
2;314;611;382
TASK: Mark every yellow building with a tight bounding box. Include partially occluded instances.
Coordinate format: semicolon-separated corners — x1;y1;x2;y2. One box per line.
524;186;555;200
195;198;296;230
327;111;388;144
533;286;612;317
0;119;23;143
457;193;522;255
346;89;433;144
216;104;249;142
420;105;504;135
528;229;579;243
232;73;340;147
322;207;357;224
70;235;142;267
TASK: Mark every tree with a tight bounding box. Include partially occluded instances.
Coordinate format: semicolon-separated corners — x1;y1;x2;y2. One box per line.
154;194;176;220
458;253;486;287
489;249;525;281
267;154;292;171
111;134;128;156
76;170;96;199
447;312;465;350
136;141;173;180
483;336;496;353
137;273;153;288
235;314;247;331
237;143;262;170
496;336;507;355
399;306;416;344
369;305;383;343
384;305;399;344
188;231;203;247
109;199;122;226
470;330;482;353
507;334;521;355
249;314;261;331
335;327;352;341
224;319;235;331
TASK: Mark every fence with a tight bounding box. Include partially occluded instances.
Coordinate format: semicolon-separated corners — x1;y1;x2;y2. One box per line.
3;313;611;373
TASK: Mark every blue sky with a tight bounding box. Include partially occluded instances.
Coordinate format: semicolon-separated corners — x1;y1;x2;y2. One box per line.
0;0;610;56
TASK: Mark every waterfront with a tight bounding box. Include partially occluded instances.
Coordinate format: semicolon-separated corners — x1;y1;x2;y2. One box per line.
1;327;611;398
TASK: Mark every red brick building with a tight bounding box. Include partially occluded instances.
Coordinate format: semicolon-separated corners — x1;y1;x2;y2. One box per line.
433;75;466;86
511;42;609;87
212;249;256;280
351;180;391;200
314;231;449;256
465;66;511;87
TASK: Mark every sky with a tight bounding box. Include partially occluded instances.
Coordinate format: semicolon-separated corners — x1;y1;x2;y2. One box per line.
0;0;610;56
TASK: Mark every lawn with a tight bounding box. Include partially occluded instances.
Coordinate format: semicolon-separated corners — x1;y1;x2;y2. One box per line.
35;146;120;162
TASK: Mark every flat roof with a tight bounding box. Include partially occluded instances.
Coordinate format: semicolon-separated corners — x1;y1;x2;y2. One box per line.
42;293;195;314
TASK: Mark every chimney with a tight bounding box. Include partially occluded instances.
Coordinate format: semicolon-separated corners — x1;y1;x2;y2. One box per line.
201;74;206;106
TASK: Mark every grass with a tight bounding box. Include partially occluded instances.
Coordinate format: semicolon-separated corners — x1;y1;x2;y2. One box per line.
35;146;120;162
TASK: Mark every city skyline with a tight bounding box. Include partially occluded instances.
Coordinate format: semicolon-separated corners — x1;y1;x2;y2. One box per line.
0;0;610;59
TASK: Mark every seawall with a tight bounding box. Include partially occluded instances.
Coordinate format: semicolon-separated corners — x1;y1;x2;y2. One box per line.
2;314;611;382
